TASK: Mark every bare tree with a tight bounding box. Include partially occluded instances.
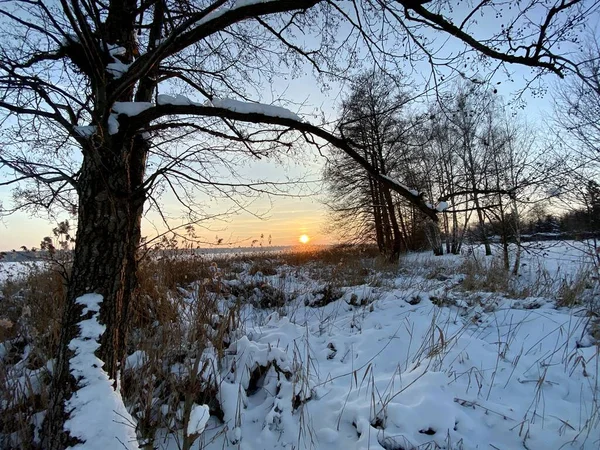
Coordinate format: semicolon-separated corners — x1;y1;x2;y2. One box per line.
0;0;595;446
483;112;545;274
324;71;426;259
552;33;600;205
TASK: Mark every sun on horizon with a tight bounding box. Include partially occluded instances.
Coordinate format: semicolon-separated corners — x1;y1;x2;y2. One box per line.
299;234;310;244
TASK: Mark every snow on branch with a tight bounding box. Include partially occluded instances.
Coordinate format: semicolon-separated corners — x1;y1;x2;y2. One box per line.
106;45;131;79
380;175;420;197
157;94;301;120
64;294;139;450
130;100;441;220
195;0;281;27
112;102;154;116
436;201;449;212
211;98;301;121
380;175;448;213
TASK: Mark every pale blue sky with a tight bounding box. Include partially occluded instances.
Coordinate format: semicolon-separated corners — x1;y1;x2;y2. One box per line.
0;1;588;250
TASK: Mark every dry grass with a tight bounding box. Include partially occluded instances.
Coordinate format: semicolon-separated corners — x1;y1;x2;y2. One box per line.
277;244;380;266
119;244;397;445
247;258;278;276
0;261;66;449
460;257;512;294
458;256;539;298
281;244;395;288
0;262;66;365
556;268;595;308
124;284;234;450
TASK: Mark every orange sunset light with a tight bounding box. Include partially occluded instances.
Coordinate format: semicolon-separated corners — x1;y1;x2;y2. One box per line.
299;234;310;244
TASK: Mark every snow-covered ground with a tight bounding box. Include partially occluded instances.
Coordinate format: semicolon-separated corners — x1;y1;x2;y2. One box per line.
197;291;596;449
149;241;600;449
1;241;599;449
403;240;598;281
0;261;45;285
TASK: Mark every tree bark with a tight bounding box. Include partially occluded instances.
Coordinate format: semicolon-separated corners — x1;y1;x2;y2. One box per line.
511;198;522;276
426;219;444;256
43;138;146;448
473;193;492;256
383;187;402;261
369;175;386;252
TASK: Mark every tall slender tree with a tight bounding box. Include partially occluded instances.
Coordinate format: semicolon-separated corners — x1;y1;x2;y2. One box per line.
325;71;424;259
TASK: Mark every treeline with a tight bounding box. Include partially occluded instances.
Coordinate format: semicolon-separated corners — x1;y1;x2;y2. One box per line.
323;71;551;272
486;183;600;241
324;68;600;270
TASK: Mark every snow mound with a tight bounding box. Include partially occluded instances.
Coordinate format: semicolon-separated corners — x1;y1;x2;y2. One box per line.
211;98;301;121
187;404;210;436
64;294;139;449
197;265;599;450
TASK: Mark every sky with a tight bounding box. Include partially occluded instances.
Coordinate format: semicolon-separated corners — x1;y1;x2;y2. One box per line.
0;68;340;251
0;1;589;251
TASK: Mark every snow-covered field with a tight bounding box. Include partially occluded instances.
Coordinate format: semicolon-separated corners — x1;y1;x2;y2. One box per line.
199;289;595;449
1;241;599;449
152;241;600;449
0;260;45;285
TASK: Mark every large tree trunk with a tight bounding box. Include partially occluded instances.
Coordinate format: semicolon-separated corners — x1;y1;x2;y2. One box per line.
43;138;146;448
42;0;152;441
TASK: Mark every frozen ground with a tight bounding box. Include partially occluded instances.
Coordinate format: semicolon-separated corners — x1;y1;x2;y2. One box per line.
1;241;599;449
0;261;45;285
153;241;600;449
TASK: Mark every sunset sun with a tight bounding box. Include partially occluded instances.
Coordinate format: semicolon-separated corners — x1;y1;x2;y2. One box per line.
299;234;310;244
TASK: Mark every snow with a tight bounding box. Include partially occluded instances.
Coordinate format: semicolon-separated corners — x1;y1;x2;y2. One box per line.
2;242;599;449
108;45;126;57
436;200;449;211
107;102;154;134
106;61;131;78
213;302;591;448
380;175;420;197
157;94;194;106
64;294;139;450
234;0;278;7
195;0;278;27
125;350;148;370
154;242;599;450
61;34;79;45
187;404;210;436
112;102;154;116
196;7;228;26
105;93;302;131
0;260;46;284
73;125;97;137
211;98;301;121
156;94;302;121
108;114;119;134
106;44;131;78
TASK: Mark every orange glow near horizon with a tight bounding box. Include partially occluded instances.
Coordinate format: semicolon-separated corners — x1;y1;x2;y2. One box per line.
299;234;310;244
